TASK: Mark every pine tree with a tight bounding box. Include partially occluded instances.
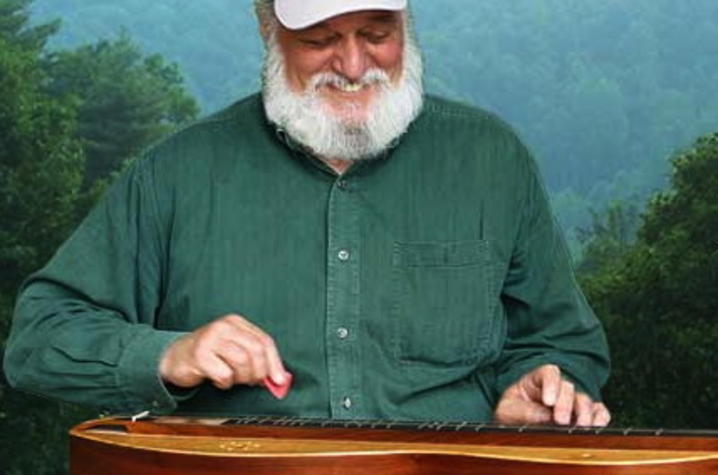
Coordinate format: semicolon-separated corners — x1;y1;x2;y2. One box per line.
45;32;199;185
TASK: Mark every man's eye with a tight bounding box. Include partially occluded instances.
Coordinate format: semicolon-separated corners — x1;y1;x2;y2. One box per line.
301;37;334;48
363;31;391;43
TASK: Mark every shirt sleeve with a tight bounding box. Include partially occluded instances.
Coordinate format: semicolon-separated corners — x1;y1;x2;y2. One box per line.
3;156;188;415
494;148;610;401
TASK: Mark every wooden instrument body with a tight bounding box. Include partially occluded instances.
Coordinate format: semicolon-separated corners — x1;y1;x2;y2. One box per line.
70;417;718;474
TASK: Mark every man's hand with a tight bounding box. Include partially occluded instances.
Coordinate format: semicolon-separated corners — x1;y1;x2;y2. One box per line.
159;314;288;390
493;364;610;427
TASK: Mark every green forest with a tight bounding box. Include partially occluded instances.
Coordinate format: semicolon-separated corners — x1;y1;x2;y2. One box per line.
27;0;718;241
1;0;718;472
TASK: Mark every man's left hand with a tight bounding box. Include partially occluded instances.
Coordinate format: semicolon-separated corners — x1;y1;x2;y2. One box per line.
493;364;610;427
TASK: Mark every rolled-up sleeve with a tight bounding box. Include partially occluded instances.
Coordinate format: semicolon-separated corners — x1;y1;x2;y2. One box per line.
494;152;610;401
4;157;187;414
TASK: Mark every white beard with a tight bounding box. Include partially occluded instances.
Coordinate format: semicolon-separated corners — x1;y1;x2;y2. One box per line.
261;29;424;161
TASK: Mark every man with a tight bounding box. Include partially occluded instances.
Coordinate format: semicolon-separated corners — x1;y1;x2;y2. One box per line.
4;0;610;426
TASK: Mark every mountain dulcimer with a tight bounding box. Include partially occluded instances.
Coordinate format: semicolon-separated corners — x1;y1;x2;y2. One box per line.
70;416;718;474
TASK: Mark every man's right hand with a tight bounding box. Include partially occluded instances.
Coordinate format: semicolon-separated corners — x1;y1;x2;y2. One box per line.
159;314;288;390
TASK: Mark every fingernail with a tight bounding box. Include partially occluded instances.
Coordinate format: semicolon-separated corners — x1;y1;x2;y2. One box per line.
273;373;286;385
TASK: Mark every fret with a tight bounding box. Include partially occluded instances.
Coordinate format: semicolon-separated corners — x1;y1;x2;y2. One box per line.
120;414;718;439
213;416;718;439
453;421;467;431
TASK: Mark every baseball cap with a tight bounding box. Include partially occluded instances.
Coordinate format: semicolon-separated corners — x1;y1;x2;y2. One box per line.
274;0;408;30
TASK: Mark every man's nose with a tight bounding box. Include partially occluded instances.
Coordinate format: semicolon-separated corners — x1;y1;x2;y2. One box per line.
332;37;368;82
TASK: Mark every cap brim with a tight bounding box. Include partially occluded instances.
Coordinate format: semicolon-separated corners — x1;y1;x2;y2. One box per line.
275;0;407;30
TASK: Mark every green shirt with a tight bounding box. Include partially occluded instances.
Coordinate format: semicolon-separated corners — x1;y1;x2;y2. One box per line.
4;94;609;422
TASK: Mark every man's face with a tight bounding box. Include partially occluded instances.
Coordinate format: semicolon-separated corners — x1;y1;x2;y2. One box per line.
261;7;423;161
275;10;405;124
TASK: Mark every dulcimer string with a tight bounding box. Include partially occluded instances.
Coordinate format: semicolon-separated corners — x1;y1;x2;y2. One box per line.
114;414;718;439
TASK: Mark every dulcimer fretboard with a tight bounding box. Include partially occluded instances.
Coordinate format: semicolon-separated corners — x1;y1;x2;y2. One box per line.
70;416;718;474
216;415;718;438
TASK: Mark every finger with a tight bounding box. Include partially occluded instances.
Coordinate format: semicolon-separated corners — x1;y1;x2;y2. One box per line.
494;398;553;425
518;373;544;402
592;403;611;427
227;315;287;385
573;393;594;427
215;340;257;385
242;333;271;383
553;380;575;425
534;365;562;407
197;351;235;390
262;335;288;386
518;364;556;403
225;333;269;384
226;314;271;342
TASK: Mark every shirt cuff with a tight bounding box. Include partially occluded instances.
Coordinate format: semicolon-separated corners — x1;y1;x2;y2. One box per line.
116;327;190;415
164;382;201;402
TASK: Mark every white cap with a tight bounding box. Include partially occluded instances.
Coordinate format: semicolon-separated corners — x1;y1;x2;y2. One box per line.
274;0;408;30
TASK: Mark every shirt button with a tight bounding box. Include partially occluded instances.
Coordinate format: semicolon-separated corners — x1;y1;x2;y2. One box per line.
338;249;350;261
337;327;349;339
342;397;352;409
337;180;349;190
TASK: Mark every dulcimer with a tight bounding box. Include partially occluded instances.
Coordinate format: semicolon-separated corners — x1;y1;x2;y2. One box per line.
70;416;718;474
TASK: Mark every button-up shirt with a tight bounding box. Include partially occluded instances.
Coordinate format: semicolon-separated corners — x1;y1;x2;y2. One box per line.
4;94;609;422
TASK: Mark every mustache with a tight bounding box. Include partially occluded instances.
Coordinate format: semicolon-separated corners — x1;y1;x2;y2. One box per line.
308;69;392;91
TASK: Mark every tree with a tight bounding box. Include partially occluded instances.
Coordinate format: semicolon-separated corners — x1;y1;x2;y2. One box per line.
44;32;199;185
1;3;200;473
581;133;718;428
0;7;83;297
577;201;641;275
0;0;59;51
1;4;92;475
0;33;91;475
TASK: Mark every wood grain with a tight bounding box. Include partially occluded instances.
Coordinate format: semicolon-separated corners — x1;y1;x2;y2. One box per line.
70;417;718;474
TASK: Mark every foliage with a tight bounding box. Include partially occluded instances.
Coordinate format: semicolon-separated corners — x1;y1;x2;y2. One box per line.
0;38;84;294
0;1;199;473
45;32;199;184
0;5;717;475
0;0;78;290
27;0;718;233
31;0;264;113
577;201;641;275
0;0;57;51
580;133;718;428
0;31;88;475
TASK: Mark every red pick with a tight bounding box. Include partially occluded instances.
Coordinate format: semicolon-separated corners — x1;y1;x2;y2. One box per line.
263;372;293;400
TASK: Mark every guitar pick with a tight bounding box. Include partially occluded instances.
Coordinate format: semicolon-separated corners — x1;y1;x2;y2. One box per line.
263;371;293;400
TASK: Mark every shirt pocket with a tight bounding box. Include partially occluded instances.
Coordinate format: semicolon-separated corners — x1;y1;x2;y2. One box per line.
391;239;493;367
